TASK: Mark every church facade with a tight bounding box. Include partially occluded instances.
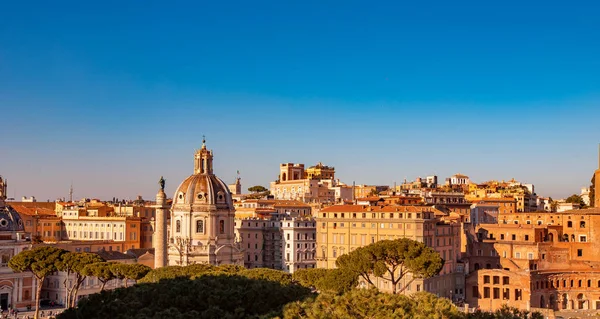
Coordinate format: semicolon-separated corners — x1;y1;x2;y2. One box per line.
161;141;243;266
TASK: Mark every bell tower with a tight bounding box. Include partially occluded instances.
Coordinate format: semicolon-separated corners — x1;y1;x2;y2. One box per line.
0;175;6;204
194;136;214;175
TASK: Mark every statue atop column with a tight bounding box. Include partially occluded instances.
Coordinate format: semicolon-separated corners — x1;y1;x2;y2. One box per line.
159;176;165;191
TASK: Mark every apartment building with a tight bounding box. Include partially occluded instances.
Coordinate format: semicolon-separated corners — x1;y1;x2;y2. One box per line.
316;204;464;300
234;215;316;273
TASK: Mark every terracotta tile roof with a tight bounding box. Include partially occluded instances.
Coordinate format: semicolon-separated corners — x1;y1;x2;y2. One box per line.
321;205;437;213
356;197;383;202
96;250;136;261
126;248;154;258
10;205;57;217
6;202;55;210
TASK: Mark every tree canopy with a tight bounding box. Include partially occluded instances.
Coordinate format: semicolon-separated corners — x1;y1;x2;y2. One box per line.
58;275;311;319
9;246;68;319
82;262;117;291
283;289;463;319
565;194;587;208
336;238;443;294
248;185;268;193
56;252;105;308
293;268;357;295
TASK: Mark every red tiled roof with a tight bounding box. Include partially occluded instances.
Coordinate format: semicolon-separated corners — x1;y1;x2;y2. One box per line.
10;205;57;217
321;205;437;213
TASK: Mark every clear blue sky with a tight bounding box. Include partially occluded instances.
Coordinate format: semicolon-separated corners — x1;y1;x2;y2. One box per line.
1;1;599;201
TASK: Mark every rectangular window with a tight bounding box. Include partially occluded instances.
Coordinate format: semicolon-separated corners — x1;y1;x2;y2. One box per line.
527;253;534;260
484;275;490;284
483;287;490;298
515;252;521;258
493;276;500;285
503;277;509;285
493;288;500;299
580;236;587;242
578;249;583;257
511;234;516;240
472;286;479;298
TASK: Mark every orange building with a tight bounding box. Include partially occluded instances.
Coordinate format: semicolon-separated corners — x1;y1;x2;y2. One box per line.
466;208;600;313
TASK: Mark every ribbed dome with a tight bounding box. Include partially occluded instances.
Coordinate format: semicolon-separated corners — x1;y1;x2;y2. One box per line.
172;173;233;208
0;205;25;232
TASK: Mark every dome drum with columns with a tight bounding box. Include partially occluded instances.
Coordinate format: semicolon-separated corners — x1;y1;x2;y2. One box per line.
163;139;243;266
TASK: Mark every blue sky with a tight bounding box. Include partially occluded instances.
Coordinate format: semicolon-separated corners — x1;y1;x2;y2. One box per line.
1;1;599;201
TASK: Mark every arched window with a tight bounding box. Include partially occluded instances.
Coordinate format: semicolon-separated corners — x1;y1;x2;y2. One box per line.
474;263;480;270
588;280;591;287
219;220;225;234
578;280;582;287
196;220;204;233
580;221;586;228
567;221;573;227
176;220;181;233
486;263;491;269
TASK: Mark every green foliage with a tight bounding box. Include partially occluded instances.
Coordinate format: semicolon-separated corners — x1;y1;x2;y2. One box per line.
82;262;116;291
9;246;67;279
293;268;329;288
294;268;357;295
336;238;443;294
248;185;268;193
122;263;152;281
241;268;294;286
56;252;105;308
138;265;189;283
565;194;586;208
282;289;464;319
467;305;543;319
9;246;68;319
57;275;311;319
139;264;248;283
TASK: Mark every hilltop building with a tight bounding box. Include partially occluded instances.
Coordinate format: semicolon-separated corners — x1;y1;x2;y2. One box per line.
269;162;352;204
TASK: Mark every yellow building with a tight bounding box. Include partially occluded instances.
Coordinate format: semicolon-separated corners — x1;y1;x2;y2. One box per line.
305;162;335;180
316;204;464;299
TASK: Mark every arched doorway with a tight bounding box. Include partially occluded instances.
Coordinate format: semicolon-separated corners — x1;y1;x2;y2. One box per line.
562;294;569;309
0;285;13;311
578;293;587;309
548;233;554;242
549;295;555;310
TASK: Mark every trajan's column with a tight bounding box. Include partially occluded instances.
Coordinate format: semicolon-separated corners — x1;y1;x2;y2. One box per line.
154;176;169;268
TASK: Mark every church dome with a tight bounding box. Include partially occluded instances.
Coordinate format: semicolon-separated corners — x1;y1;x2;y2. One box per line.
173;174;233;208
171;140;233;210
0;205;25;232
